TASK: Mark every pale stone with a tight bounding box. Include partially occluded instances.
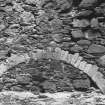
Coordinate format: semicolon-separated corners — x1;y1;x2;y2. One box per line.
98;55;105;67
74;56;83;68
20;11;35;23
72;19;89;27
84;64;93;76
78;61;87;71
0;91;37;99
36;49;43;59
6;54;27;68
23;53;30;63
89;65;99;77
60;50;65;60
92;72;105;94
61;51;69;61
41;50;47;59
66;54;73;63
46;47;52;59
54;47;62;60
90;18;99;28
71;53;79;65
0;24;5;31
0;62;8;76
29;52;37;60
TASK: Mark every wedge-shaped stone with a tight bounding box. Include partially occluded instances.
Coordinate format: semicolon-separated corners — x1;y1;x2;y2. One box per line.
54;47;62;60
92;72;105;94
23;53;30;63
41;50;47;59
52;52;56;60
60;50;65;61
61;51;69;61
46;47;52;59
66;54;73;64
90;65;99;77
71;53;79;65
78;61;87;71
0;62;8;76
36;49;43;59
84;64;93;76
6;54;27;67
74;56;83;68
30;52;37;60
84;64;98;77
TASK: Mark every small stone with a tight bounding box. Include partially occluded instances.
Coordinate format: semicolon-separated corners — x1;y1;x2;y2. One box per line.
90;18;99;28
74;56;83;68
52;34;63;42
79;0;97;7
0;83;3;90
25;0;38;5
84;30;101;40
40;81;56;92
88;44;105;54
79;61;87;71
0;24;5;31
83;53;95;59
10;86;24;91
71;53;79;65
66;54;73;63
97;55;105;67
76;10;93;17
16;74;31;84
70;45;83;53
77;40;91;46
84;64;93;76
72;19;90;27
61;51;69;61
73;79;90;90
71;30;84;38
30;86;41;94
20;11;35;23
49;41;58;48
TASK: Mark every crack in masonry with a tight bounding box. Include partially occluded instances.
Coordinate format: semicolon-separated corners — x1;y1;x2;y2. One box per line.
0;47;105;94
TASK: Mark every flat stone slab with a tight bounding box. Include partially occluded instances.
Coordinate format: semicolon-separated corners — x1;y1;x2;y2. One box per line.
87;44;105;54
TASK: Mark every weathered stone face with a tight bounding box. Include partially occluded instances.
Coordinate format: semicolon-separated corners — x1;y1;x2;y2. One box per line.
1;0;105;102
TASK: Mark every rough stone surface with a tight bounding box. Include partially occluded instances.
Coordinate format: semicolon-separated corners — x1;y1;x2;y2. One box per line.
71;30;84;38
70;45;83;53
0;0;105;103
87;44;105;54
72;79;90;90
77;40;91;46
97;55;105;67
16;74;31;84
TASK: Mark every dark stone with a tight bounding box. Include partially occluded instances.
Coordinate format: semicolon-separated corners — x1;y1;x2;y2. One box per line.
0;83;4;91
10;86;25;91
72;79;90;91
16;74;31;84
